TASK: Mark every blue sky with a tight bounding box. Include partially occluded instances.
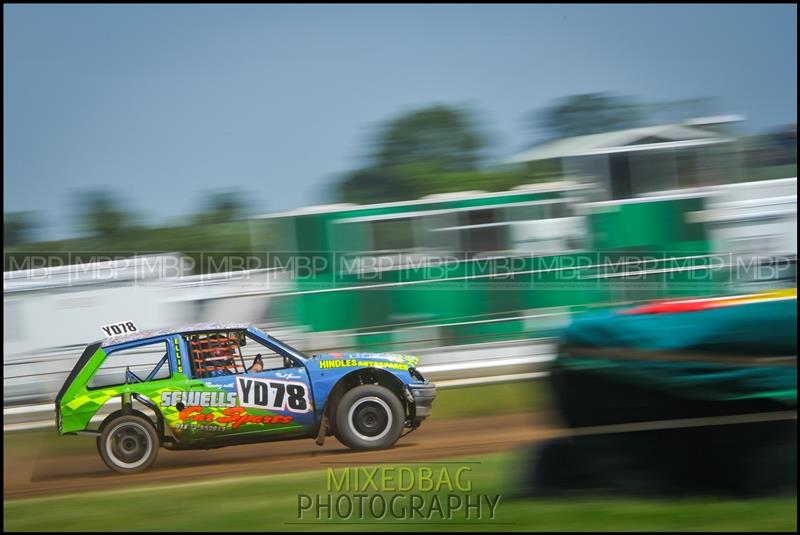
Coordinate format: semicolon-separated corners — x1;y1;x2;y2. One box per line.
4;4;797;239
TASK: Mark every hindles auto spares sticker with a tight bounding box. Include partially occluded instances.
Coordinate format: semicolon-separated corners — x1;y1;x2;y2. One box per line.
316;353;419;370
318;358;409;371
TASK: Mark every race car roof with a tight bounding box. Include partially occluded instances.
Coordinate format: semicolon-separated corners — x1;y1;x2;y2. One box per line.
100;321;252;348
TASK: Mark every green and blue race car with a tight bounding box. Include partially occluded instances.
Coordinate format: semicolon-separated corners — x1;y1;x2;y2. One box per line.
56;322;436;473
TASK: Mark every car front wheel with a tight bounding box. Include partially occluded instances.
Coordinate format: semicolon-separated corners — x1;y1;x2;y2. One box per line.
335;385;405;450
98;415;159;473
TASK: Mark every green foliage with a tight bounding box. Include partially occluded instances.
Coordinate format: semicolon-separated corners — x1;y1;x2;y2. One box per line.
4;189;265;274
375;105;485;172
336;100;632;205
3;211;37;246
533;92;647;139
337;105;521;204
336;166;403;204
337;166;556;205
77;189;135;237
191;191;249;226
3;220;258;274
531;93;723;141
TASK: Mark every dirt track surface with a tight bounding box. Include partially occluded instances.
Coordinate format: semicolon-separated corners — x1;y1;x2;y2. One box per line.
4;412;561;500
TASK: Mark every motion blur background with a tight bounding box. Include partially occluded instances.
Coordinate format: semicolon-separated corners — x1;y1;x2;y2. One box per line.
3;4;797;531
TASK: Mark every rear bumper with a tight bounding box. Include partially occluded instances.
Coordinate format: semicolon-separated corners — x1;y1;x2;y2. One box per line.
55;402;62;435
408;383;436;424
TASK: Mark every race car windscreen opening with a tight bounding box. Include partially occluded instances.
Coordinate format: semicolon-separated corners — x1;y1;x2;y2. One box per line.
262;334;310;362
240;332;288;372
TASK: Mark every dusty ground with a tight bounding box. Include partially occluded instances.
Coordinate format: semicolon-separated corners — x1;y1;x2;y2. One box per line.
4;412;562;500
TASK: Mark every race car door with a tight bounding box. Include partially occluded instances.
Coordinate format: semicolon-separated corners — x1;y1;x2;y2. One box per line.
176;329;315;441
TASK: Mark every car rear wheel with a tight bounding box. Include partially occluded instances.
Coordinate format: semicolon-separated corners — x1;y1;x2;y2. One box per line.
334;385;405;450
98;415;159;473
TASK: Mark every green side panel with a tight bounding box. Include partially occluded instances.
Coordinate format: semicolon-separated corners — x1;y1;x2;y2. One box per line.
58;346;110;433
587;197;708;251
297;286;361;332
443;317;525;345
58;345;191;434
280;190;730;345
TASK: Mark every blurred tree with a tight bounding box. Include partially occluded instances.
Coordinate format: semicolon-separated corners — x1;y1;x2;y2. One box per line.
336;167;394;205
78;190;133;237
192;191;249;225
338;105;489;203
6;190;266;274
3;212;37;246
375;105;485;172
532;92;647;140
530;93;723;142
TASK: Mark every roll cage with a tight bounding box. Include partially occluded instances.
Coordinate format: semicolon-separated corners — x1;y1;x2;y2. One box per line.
124;351;170;384
117;326;310;382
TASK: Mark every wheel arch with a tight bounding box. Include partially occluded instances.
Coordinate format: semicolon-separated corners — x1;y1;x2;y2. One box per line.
322;367;409;434
98;409;153;433
97;394;167;445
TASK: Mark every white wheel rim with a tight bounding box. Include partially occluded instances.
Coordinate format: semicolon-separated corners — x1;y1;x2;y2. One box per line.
347;396;393;442
105;421;153;470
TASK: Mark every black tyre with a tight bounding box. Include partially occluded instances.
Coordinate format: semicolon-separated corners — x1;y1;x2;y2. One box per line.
334;385;405;450
97;415;159;473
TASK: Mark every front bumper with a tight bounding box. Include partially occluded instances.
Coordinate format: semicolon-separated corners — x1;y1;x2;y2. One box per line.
408;383;436;424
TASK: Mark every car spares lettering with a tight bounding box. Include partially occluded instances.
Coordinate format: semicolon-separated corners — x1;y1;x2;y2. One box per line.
100;321;138;337
161;391;236;408
237;377;310;413
178;406;294;429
